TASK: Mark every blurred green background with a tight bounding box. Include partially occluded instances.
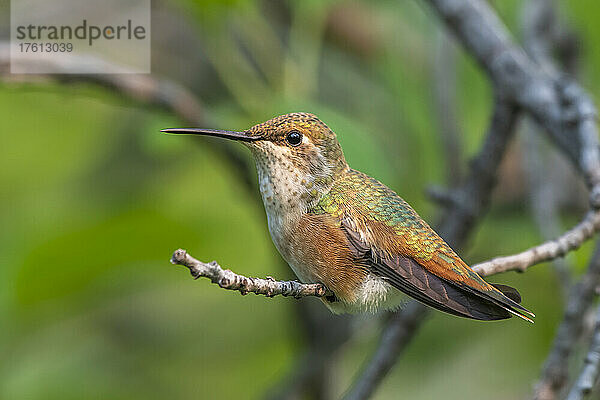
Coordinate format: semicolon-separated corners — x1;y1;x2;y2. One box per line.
1;1;599;399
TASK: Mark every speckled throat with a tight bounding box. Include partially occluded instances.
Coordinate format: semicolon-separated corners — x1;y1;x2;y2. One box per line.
246;139;347;269
243;113;348;220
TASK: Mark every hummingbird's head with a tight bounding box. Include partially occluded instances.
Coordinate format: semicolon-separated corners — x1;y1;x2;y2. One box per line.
244;112;348;178
163;113;349;210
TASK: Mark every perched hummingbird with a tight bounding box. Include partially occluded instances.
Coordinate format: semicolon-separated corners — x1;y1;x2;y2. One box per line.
162;113;534;322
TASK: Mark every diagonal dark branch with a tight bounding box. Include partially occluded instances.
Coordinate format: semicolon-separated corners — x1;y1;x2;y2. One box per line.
521;0;580;294
342;98;520;400
566;303;600;400
342;302;427;400
264;301;353;400
424;0;600;190
345;0;600;398
517;2;600;399
418;4;600;399
522;0;575;298
533;242;600;400
435;98;519;244
1;45;204;119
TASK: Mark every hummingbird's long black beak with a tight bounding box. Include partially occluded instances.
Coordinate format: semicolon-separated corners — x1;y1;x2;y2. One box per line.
160;128;260;142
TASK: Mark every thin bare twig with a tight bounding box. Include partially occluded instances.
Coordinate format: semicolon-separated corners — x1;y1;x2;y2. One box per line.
345;0;600;398
343;98;520;400
533;242;600;400
9;5;600;400
170;249;331;299
472;210;600;276
171;184;594;357
566;303;600;400
520;0;583;293
517;2;600;398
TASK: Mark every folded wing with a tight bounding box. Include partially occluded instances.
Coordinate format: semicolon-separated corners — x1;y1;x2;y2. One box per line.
312;169;534;322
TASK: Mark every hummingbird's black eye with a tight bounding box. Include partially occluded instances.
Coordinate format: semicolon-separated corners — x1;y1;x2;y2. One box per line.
285;130;303;147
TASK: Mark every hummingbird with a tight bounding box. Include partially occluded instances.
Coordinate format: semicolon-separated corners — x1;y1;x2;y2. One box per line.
162;113;534;322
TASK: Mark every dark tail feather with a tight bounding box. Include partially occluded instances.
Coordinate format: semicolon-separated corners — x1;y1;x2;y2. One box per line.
469;283;535;323
491;283;522;303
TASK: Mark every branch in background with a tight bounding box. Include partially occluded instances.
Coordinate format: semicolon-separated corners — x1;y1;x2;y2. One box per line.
0;44;257;192
533;242;600;400
472;210;600;276
517;2;600;399
520;0;584;294
5;3;600;399
0;44;205;125
424;0;600;190
567;303;600;400
342;302;426;400
416;3;600;398
433;27;463;186
265;346;334;400
171;203;598;400
170;249;330;299
522;127;574;294
425;184;462;208
173;201;599;309
343;98;520;400
264;300;353;400
2;40;345;400
436;98;520;244
345;0;600;398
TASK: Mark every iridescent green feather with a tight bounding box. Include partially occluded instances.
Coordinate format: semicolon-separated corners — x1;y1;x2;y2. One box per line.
310;169;485;282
